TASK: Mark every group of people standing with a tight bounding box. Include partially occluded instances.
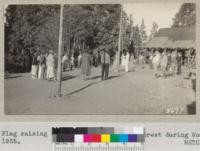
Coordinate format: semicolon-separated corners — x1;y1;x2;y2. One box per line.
30;47;112;82
79;48;111;80
31;50;58;81
150;49;183;78
114;47;186;79
7;46;193;82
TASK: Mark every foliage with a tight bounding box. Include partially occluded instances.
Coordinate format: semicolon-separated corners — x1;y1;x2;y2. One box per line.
121;12;142;52
5;4;142;57
149;22;159;41
139;18;148;46
5;5;60;54
172;3;196;27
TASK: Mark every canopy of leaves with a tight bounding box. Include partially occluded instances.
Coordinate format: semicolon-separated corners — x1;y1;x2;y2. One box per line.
172;3;196;27
140;18;148;46
5;4;142;56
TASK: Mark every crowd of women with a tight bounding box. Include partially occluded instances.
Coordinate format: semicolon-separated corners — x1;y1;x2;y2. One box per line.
150;49;183;78
31;50;78;81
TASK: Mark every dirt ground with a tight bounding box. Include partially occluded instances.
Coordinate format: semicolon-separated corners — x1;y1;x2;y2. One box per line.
4;65;195;115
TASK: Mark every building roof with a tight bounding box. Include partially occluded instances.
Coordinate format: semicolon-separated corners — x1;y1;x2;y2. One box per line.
146;26;195;48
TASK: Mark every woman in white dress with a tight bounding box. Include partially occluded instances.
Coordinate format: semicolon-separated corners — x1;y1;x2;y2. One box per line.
31;52;39;79
152;50;161;77
38;53;46;80
160;49;168;77
46;50;55;80
121;53;125;68
78;53;82;68
124;51;130;72
121;50;130;72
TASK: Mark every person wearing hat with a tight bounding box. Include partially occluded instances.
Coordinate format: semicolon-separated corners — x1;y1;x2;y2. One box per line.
46;50;55;81
101;48;110;80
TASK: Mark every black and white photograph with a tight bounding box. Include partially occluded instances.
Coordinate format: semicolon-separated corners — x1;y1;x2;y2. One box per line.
4;3;196;115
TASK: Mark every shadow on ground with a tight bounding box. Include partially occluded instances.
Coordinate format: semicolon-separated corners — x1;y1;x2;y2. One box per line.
65;75;121;96
107;75;120;80
62;75;77;81
66;82;98;96
87;75;101;80
5;75;22;79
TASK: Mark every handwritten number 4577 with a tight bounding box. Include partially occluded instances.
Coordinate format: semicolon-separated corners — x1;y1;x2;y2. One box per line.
166;107;183;114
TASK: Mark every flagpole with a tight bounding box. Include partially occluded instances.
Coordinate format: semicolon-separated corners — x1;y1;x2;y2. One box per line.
117;5;123;71
57;4;64;97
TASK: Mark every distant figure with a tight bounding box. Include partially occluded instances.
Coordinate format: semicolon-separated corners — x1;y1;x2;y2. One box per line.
171;50;178;76
70;55;74;70
129;54;135;69
38;53;46;80
80;50;92;80
124;51;130;72
160;49;168;77
54;53;58;81
166;51;172;75
149;49;154;69
152;50;161;77
44;52;49;77
62;53;69;72
31;52;39;79
121;52;125;68
177;52;182;75
78;53;82;68
112;53;118;72
46;50;55;80
139;52;145;68
101;49;110;80
121;50;130;72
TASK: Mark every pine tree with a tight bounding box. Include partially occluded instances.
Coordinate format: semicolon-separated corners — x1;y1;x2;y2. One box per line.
140;18;148;46
172;3;196;27
149;22;159;41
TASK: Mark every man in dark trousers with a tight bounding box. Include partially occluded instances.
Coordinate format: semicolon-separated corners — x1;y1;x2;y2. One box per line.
101;48;110;80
